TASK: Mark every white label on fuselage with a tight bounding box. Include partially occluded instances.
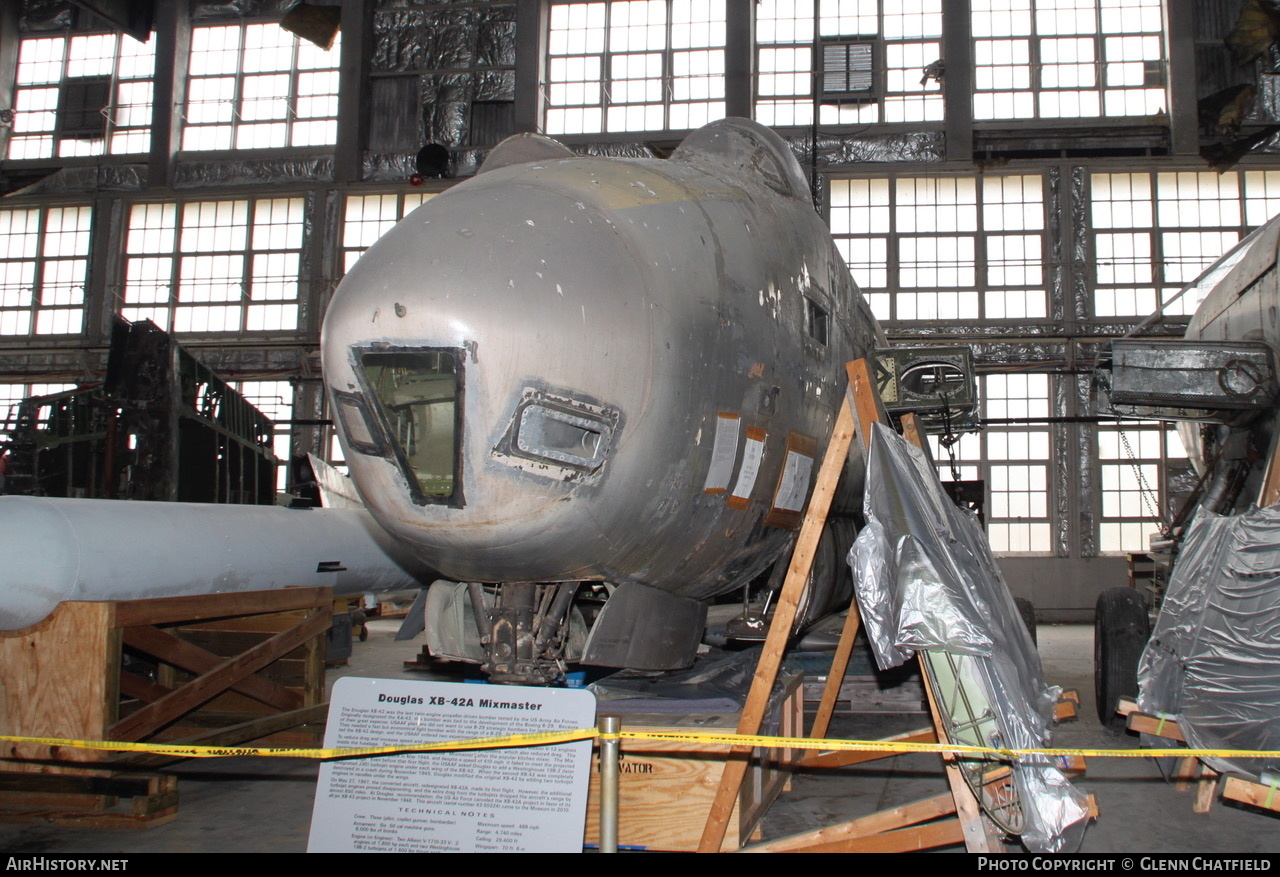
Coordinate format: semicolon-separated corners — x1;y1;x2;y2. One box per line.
703;412;741;493
731;429;766;503
773;450;814;512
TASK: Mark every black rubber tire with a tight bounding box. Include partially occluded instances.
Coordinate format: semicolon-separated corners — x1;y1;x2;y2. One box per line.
1094;588;1151;726
1013;596;1037;645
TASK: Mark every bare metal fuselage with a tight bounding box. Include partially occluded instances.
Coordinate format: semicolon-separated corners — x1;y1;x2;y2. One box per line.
323;120;882;606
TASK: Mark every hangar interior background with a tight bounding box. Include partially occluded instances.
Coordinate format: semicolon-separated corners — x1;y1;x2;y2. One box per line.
1;0;1273;619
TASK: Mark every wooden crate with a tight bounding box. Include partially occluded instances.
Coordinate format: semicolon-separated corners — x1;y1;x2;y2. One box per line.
0;587;331;826
584;674;804;851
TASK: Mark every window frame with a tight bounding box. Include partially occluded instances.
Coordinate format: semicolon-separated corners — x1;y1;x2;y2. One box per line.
6;31;156;161
543;0;728;136
181;21;342;152
120;195;308;335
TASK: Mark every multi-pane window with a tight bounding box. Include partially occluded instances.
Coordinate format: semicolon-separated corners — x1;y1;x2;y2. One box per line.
830;174;1046;324
544;0;726;135
183;23;340;150
929;373;1054;554
756;0;943;126
1090;171;1280;319
232;379;294;490
0;206;92;336
341;194;434;274
121;198;304;333
7;33;155;160
972;0;1165;121
1098;422;1186;553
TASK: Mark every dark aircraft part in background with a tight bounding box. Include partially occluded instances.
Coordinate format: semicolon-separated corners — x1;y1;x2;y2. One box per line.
4;317;277;504
1095;339;1277;425
874;347;978;434
324;118;887;683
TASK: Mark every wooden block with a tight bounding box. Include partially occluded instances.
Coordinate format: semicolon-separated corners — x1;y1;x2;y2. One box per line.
1173;756;1199;791
1222;775;1280;813
586;677;802;851
1126;711;1186;742
1194;767;1220;814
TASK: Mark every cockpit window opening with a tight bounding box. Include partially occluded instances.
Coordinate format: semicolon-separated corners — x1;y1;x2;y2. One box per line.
356;348;464;506
332;390;386;456
804;296;829;347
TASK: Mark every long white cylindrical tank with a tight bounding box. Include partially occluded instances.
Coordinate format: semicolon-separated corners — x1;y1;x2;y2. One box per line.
0;495;434;630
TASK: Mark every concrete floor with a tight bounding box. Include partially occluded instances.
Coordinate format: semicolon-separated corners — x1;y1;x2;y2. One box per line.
0;620;1276;853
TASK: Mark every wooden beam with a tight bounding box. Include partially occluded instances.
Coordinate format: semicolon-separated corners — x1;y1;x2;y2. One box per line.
697;362;863;852
1222;776;1280;813
111;587;331;628
1193;767;1220;814
109;609;329;742
799;818;966;853
741;791;957;852
109;703;328;770
122;625;304;712
799;728;936;769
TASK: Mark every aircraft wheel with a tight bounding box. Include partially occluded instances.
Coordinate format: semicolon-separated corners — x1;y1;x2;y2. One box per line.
1094;588;1151;726
1013;597;1037;646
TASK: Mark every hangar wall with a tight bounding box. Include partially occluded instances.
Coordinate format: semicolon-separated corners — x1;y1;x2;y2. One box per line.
1;0;1277;619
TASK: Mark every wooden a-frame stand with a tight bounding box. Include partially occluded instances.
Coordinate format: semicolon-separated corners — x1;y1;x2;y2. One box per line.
697;359;1009;853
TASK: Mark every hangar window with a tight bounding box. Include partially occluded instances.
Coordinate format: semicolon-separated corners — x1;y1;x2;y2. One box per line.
1097;422;1187;554
232;379;294;491
1090;171;1280;320
182;23;340;151
340;194;436;274
929;373;1053;555
0;206;92;336
7;33;155;160
755;0;942;126
972;0;1165;121
830;173;1046;325
121;197;305;333
544;0;727;135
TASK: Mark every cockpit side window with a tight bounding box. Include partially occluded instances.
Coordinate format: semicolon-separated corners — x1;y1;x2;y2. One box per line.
356;349;463;505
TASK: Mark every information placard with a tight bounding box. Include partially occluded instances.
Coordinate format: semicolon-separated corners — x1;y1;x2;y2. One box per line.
308;678;596;853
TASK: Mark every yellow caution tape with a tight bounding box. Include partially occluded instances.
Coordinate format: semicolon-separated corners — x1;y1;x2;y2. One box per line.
3;729;1280;762
0;729;597;760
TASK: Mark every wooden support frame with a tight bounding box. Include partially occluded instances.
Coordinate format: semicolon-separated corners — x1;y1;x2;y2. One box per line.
697;361;1004;853
0;587;331;827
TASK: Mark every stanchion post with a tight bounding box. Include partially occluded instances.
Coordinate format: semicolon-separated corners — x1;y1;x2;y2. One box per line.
598;716;620;853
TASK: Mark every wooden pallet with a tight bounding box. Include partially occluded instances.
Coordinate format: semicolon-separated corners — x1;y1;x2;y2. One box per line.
0;587;331;826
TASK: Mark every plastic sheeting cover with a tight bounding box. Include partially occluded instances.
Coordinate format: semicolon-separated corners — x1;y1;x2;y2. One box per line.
1138;505;1280;779
848;422;1090;852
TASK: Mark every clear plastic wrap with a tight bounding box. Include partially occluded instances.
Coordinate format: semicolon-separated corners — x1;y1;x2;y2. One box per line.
849;422;1090;852
1138;505;1280;779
